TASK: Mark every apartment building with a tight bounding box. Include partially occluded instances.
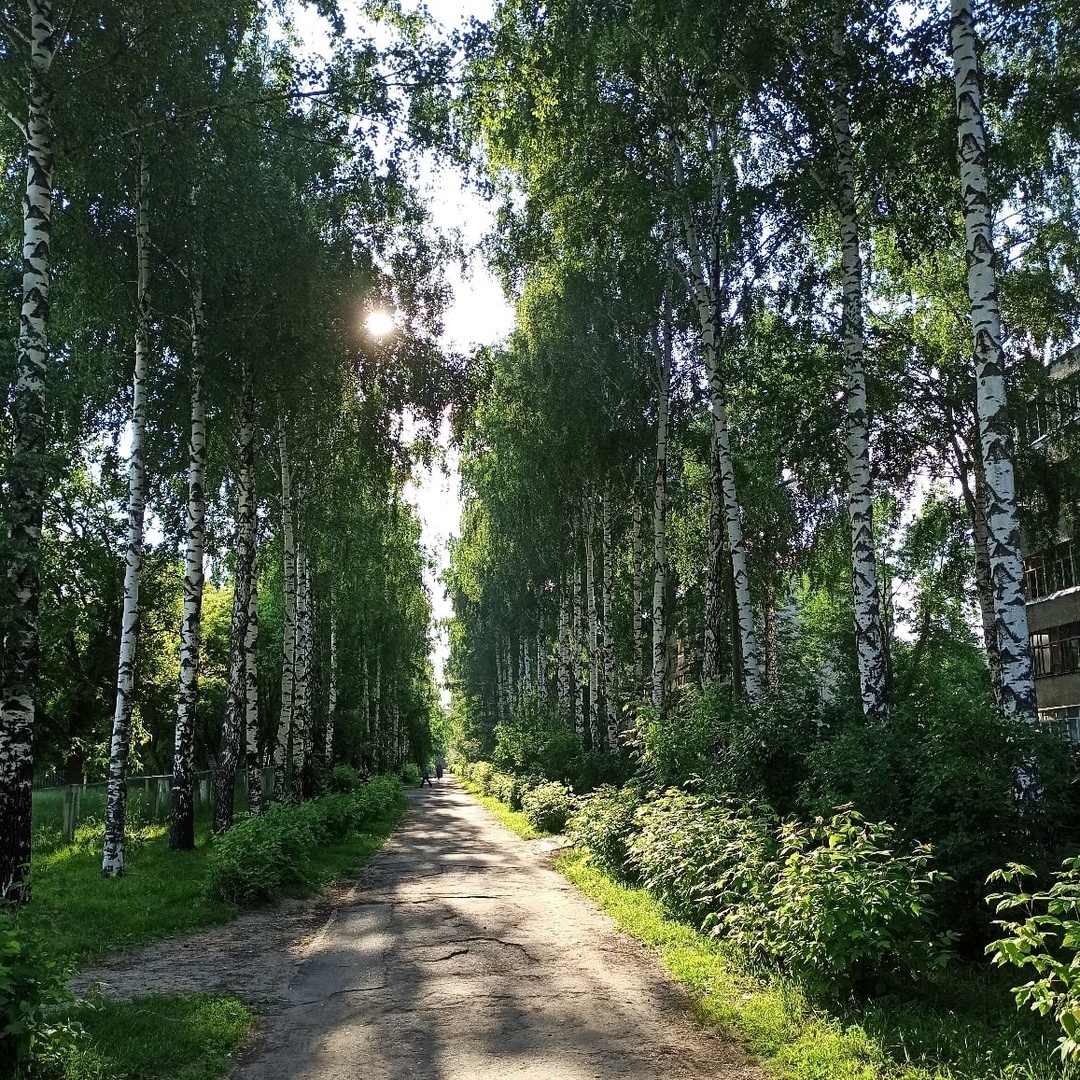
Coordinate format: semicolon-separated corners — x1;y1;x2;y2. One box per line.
1023;350;1080;738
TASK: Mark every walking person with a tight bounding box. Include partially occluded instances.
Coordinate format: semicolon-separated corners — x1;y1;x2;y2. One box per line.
420;763;433;787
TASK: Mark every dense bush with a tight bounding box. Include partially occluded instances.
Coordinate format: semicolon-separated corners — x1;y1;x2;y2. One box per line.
746;809;955;996
521;780;577;833
469;761;496;795
0;917;79;1077
628;790;778;924
493;701;583;781
987;857;1080;1061
566;785;641;877
329;765;361;793
399;763;422;785
206;777;402;905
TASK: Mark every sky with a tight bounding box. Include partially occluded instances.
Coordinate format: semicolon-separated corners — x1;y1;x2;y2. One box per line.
289;0;516;701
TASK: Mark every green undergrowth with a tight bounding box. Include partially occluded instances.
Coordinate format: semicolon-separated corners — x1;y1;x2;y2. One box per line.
557;851;1076;1080
59;993;253;1080
22;790;406;966
458;779;549;840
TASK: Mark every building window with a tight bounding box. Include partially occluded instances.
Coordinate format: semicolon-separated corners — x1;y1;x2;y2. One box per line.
1032;622;1080;677
1025;539;1078;600
1041;704;1080;744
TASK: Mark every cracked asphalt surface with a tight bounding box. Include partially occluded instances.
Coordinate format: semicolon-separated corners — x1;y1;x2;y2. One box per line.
77;778;765;1079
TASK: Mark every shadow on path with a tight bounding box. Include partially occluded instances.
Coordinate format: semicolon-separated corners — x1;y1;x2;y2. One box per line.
229;778;764;1080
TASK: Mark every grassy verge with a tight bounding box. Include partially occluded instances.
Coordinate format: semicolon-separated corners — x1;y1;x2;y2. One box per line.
23;795;406;966
60;993;254;1080
456;779;548;840
557;851;1076;1080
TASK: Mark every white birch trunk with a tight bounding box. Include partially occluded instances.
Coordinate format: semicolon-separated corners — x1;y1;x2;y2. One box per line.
632;466;645;697
170;281;206;851
291;548;311;802
361;651;370;739
651;319;672;715
572;562;585;738
831;27;890;723
245;562;261;816
523;637;532;699
272;416;297;800
558;577;571;714
536;629;547;706
585;507;601;750
1;0;56;901
678;212;762;701
326;596;337;764
103;154;152;877
374;652;382;768
949;0;1037;722
602;490;618;749
702;431;725;685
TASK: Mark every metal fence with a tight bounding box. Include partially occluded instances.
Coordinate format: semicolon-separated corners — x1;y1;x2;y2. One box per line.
32;767;279;844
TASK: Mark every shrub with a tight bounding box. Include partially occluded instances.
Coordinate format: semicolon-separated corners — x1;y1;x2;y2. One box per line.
329;765;361;793
521;781;577;833
750;809;955;996
400;763;422;786
0;917;80;1077
353;775;402;821
987;858;1080;1061
470;761;496;796
489;771;516;806
628;790;777;925
566;785;641;877
492;700;583;780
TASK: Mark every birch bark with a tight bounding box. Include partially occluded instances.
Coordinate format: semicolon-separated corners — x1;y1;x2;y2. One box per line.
1;0;56;901
214;375;256;832
272;416;297;800
602;491;618;750
585;510;600;749
103;154;152;877
374;652;382;766
831;26;890;723
949;0;1037;722
572;562;585;737
170;283;206;851
245;565;262;816
558;576;571;713
632;467;644;697
536;625;547;705
678;207;762;701
326;596;337;764
291;549;311;802
651;319;671;714
702;428;725;684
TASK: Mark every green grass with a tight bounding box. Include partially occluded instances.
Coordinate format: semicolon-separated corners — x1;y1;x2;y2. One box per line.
59;993;254;1080
23;795;406;966
457;779;548;840
558;850;1078;1080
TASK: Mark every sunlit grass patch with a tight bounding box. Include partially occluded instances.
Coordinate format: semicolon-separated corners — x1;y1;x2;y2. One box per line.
458;779;548;840
62;993;253;1080
557;851;1077;1080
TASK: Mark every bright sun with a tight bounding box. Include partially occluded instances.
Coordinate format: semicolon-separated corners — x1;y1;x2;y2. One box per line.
365;309;396;337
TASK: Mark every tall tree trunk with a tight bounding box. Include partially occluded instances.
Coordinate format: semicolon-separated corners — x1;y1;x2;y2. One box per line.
602;490;618;750
558;574;571;714
764;574;780;692
829;27;890;722
585;508;601;750
0;0;56;902
103;154;152;877
702;428;725;685
572;560;585;738
674;152;763;702
949;0;1037;722
214;376;256;832
326;592;337;764
632;465;645;697
495;638;505;724
374;652;382;768
523;634;532;699
291;549;311;803
651;318;672;715
245;561;262;816
272;417;297;800
170;282;206;851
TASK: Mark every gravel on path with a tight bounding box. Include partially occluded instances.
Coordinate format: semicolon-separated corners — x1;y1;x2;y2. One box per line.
76;778;766;1080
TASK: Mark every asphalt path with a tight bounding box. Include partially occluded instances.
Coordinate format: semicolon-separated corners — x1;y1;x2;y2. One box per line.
229;777;764;1080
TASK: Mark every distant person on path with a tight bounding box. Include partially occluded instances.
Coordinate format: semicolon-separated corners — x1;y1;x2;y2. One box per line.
420;764;433;787
435;757;445;780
